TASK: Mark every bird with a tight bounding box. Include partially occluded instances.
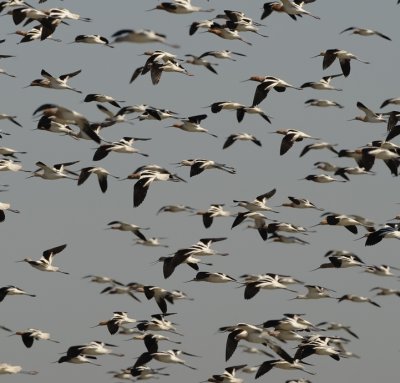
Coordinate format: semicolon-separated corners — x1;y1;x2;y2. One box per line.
301;74;343;91
280;196;323;210
273;129;319;155
106;221;149;241
290;285;335;300
198;50;246;61
92;312;136;335
130;166;186;207
77;167;119;193
56;354;101;366
243;75;302;106
349;102;386;123
0;363;38;375
201;364;247;383
261;0;320;20
316;321;359;338
73;34;113;47
112;28;179;47
11;328;59;348
93;137;150;161
0;113;22;127
83;93;124;108
302;174;346;183
364;226;400;246
223;133;262;149
232;211;270;240
299;142;339;157
312;49;370;77
312;214;365;234
148;1;214;14
0;285;36;302
193;204;233;228
236;106;272;123
380;97;400;109
16;243;69;274
340;27;391;41
176;159;236;177
133;349;198;370
29;162;83;181
0;201;19;222
184;54;219;74
167;114;217;137
233;188;277;212
65;341;124;358
294;336;341;361
157;204;195;214
337;294;381;307
305;99;343;108
27;69;82;93
242;276;297;300
186;271;237;283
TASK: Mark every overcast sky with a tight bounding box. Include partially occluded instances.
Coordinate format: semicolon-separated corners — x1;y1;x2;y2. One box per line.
1;0;400;382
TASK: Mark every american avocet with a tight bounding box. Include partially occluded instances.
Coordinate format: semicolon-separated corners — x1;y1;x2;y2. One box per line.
302;174;346;183
148;1;214;14
157;204;195;214
0;363;38;375
236;106;272;123
380;97;400;108
334;166;374;181
223;133;262;149
184;54;218;74
337;294;380;307
134;349;198;370
56;354;101;366
93;137;150;161
158;252;211;278
0;285;36;302
65;341;124;358
130;166;186;207
269;233;310;245
144;285;181;313
280;196;323;210
93;311;136;335
262;313;317;332
273;129;319;155
78;167;119;193
294;336;340;361
364;226;400;246
46;7;91;22
232;211;269;240
0;67;15;77
261;0;320;20
255;344;315;378
112;29;179;48
130;366;170;379
349;102;386;123
0;146;26;158
28;160;79;180
100;282;143;302
301;74;343;90
174;237;228;258
176;159;236;177
82;274;123;285
316;321;358;338
312;49;369;77
207;101;244;113
370;287;400;297
16;244;69;274
10;24;61;43
186;271;237;283
11;328;59;348
193;204;233;228
305;99;343;108
28;69;82;93
33;103;90;130
313;252;365;270
312;214;364;234
205;23;253;45
300;142;338;157
73;34;113;47
0;201;19;222
244;75;302;106
219;324;273;361
202;364;247;383
136;313;182;335
0;113;22;127
340;27;391;41
83;94;124;108
314;161;339;172
106;221;149;241
233;188;277;212
128;332;182;352
198;50;246;61
243;277;296;300
291;285;335;300
167;114;217;137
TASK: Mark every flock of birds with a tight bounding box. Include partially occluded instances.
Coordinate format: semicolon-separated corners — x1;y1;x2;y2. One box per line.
1;0;400;382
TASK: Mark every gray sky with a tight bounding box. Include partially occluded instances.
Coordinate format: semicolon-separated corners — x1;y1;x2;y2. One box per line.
1;0;400;382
